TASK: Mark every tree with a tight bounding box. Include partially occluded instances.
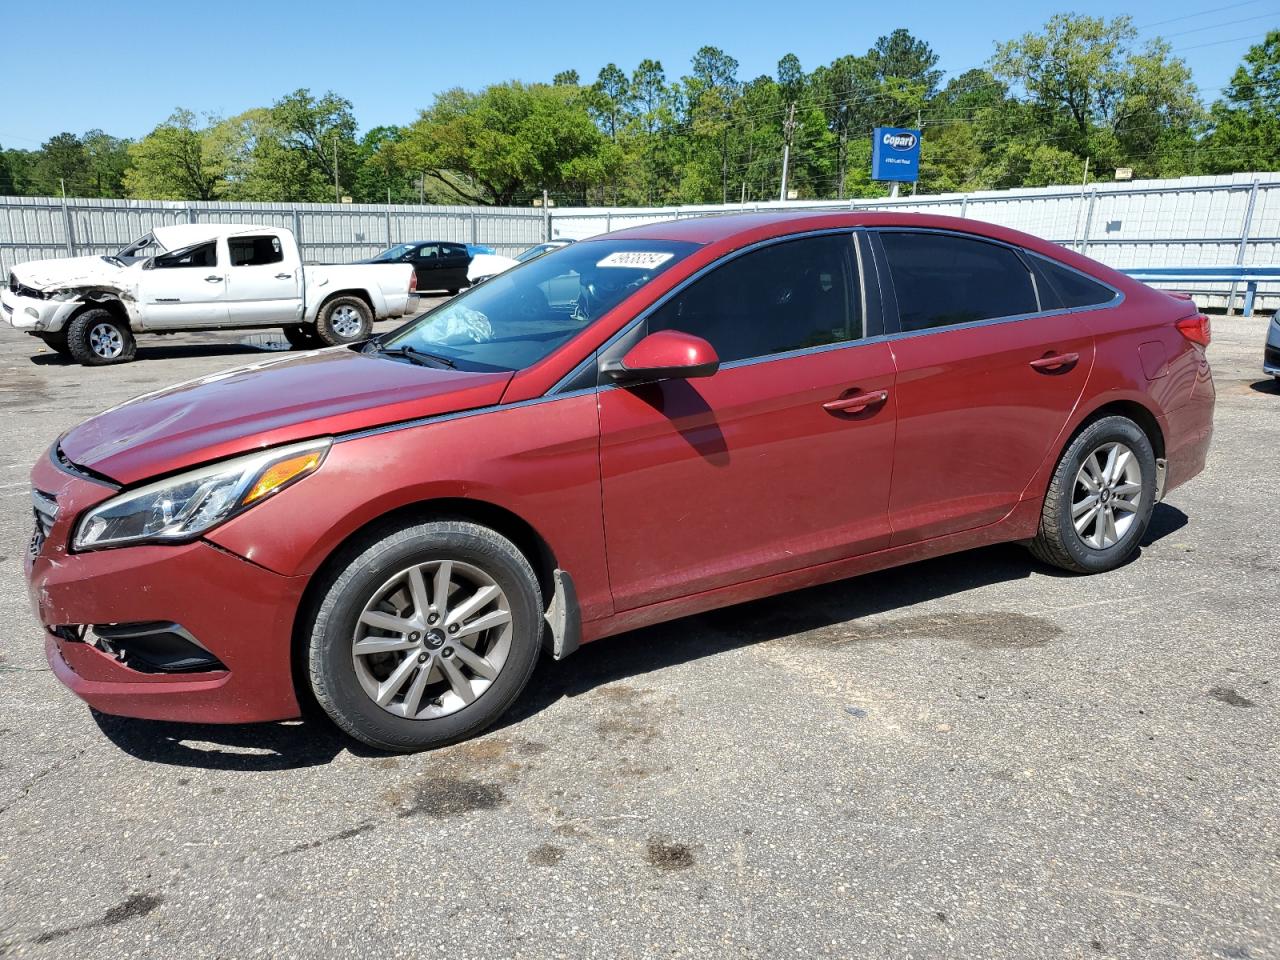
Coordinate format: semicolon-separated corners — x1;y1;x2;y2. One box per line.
32;133;87;195
124;110;226;199
81;130;130;197
247;89;361;202
553;69;581;87
1200;31;1280;173
591;63;631;140
400;82;618;204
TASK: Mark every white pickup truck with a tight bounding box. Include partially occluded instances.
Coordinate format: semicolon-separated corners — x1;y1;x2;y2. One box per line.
1;224;416;365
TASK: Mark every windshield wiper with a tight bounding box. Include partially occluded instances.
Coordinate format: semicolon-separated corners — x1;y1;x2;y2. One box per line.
378;344;457;369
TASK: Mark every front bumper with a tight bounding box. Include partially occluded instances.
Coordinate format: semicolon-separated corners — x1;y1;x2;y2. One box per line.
27;449;308;724
1265;318;1280;376
0;287;81;333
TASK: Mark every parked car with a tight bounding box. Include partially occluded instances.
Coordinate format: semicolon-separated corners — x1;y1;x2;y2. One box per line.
2;225;416;365
467;239;575;285
25;212;1215;751
361;241;471;294
1265;312;1280;378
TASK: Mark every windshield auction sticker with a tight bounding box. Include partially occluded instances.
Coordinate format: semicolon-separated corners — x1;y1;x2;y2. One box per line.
596;251;675;269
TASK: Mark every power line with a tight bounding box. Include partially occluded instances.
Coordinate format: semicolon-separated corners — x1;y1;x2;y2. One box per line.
1137;0;1265;30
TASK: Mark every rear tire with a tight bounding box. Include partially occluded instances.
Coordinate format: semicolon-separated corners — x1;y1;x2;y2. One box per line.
315;296;372;346
307;520;543;752
65;308;136;366
1028;416;1157;574
282;324;322;350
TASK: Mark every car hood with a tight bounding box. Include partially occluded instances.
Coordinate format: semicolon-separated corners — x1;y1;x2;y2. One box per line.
12;255;132;291
467;253;518;281
58;348;513;485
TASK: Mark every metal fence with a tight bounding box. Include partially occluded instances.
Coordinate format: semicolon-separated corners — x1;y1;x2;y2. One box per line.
0;197;547;272
3;173;1279;309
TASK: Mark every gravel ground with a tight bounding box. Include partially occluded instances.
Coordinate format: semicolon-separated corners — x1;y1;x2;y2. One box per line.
0;307;1275;959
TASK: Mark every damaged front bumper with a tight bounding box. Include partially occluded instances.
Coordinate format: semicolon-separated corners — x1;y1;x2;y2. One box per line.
0;287;83;333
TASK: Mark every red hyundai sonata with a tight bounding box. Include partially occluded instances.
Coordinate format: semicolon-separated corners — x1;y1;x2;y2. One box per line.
26;213;1215;751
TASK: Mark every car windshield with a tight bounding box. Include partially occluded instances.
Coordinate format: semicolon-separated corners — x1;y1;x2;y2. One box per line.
378;239;697;372
370;244;415;261
112;232;165;265
515;244;553;263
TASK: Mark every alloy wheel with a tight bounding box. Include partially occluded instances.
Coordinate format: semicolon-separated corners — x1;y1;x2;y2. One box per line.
351;559;513;720
89;323;124;359
1071;441;1143;550
330;305;364;339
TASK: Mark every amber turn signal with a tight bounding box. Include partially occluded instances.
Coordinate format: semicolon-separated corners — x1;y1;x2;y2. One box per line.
241;449;325;506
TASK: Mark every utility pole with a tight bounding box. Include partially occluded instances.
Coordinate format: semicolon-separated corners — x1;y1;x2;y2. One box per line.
333;134;340;203
779;102;796;203
912;109;922;196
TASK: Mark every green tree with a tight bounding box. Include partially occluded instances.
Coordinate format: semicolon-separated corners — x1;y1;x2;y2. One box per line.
124;110;226;199
1200;31;1280;173
81;130;130;197
32;132;87;195
553;69;581;87
246;89;360;202
400;82;617;204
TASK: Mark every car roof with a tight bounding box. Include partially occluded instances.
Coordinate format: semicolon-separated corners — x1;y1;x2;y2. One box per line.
151;223;280;250
595;209;1128;287
600;210;1056;254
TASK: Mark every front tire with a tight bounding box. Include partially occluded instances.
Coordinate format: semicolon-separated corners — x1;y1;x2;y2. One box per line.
315;296;372;346
1028;416;1157;574
65;308;136;366
307;520;543;752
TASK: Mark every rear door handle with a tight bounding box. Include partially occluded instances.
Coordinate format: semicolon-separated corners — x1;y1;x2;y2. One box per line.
1029;352;1079;372
823;390;889;415
275;272;293;280
205;275;223;282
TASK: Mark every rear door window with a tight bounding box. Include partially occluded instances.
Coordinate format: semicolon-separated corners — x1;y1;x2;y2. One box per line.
879;231;1038;332
229;235;284;267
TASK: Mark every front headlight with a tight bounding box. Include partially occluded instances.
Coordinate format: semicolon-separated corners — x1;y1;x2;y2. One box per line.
74;439;331;551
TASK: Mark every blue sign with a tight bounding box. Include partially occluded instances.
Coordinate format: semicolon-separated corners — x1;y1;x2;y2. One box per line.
871;127;921;182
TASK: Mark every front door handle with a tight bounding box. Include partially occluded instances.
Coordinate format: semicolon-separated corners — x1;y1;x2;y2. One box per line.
1029;351;1079;372
823;390;889;415
205;275;223;282
275;273;293;279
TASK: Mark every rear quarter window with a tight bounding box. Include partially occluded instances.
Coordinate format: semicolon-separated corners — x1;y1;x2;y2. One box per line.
1030;256;1118;309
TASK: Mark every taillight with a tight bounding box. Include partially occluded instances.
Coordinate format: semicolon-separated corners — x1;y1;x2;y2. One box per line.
408;271;417;294
1175;313;1211;347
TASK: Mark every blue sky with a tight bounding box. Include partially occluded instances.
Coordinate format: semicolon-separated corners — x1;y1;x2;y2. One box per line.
1;0;1274;146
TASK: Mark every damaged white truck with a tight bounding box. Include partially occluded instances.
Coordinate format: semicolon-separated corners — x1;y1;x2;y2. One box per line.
1;224;417;365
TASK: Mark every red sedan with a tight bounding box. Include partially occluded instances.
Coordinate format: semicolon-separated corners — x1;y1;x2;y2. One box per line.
26;212;1215;751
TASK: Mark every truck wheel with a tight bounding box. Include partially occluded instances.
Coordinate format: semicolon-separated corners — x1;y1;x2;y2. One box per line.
65;308;137;366
316;297;372;346
283;325;322;350
36;331;71;357
306;520;543;752
1028;416;1157;574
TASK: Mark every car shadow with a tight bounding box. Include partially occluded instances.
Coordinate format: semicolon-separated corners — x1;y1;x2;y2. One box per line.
1249;377;1279;395
89;710;383;770
500;502;1190;730
31;339;293;366
91;503;1189;767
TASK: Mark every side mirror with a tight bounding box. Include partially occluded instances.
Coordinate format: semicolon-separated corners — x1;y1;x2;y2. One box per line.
601;330;720;384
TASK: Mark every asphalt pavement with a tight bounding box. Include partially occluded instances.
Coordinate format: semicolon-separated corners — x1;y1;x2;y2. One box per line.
0;306;1275;959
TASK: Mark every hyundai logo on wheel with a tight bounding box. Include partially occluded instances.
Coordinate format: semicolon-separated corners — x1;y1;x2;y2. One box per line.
871;126;922;183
